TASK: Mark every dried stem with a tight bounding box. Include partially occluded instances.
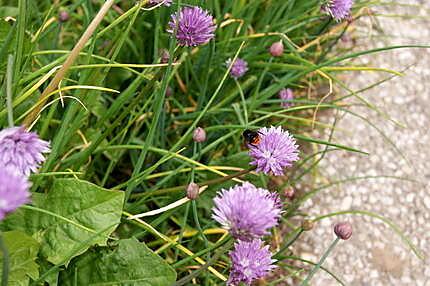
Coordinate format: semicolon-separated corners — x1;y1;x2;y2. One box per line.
22;0;116;127
130;166;256;198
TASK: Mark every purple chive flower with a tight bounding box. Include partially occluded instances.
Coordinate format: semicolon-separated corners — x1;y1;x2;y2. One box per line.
0;170;31;220
168;6;216;47
279;88;294;108
248;126;299;176
228;239;276;286
0;126;50;176
322;0;354;21
149;0;172;6
226;58;248;79
212;182;282;240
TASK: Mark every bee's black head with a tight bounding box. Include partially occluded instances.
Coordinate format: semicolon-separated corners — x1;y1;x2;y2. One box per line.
243;129;258;141
242;129;253;138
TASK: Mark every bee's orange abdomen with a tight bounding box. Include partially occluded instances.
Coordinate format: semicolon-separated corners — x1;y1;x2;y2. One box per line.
252;137;261;145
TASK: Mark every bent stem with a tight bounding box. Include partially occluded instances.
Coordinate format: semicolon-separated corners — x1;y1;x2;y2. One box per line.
0;232;9;286
22;0;116;127
300;237;339;286
130;166;255;198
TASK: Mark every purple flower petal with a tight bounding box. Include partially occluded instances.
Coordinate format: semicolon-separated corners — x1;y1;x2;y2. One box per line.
227;239;276;286
322;0;354;21
0;170;31;220
226;58;248;79
248;126;299;176
0;126;50;176
168;6;216;47
212;182;282;240
279;88;294;108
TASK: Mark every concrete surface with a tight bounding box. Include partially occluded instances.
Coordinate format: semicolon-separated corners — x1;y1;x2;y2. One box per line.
296;1;430;285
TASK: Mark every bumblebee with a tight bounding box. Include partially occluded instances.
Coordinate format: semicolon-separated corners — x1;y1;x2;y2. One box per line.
243;129;261;147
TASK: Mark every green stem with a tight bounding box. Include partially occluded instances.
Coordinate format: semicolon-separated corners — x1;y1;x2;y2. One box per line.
235;78;248;126
174;202;190;261
0;232;9;286
6;54;14;127
192;200;209;250
22;0;115;127
124;0;178;203
130;166;255;198
173;238;233;286
273;227;304;260
300;238;339;286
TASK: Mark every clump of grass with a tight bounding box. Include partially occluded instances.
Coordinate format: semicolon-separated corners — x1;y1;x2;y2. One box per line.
0;0;424;285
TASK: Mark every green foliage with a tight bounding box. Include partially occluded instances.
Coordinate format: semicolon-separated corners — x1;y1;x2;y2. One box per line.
5;179;124;265
0;0;424;285
59;238;176;286
0;231;40;286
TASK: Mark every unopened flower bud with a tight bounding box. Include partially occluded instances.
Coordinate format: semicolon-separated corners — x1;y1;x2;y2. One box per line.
301;219;314;231
160;49;170;64
193;127;206;143
267;177;282;191
165;86;173;98
186;182;199;200
283;186;295;200
334;222;352;240
59;11;70;23
269;41;284;57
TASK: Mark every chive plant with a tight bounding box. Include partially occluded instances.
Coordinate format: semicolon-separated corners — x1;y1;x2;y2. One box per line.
0;0;424;285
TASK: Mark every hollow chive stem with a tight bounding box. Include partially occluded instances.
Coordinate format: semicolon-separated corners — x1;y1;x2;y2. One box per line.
0;232;9;286
190;141;209;252
300;237;340;286
173;238;233;286
235;78;248;126
6;54;14;128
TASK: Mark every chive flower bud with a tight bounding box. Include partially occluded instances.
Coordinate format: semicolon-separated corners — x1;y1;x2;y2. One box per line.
334;222;352;240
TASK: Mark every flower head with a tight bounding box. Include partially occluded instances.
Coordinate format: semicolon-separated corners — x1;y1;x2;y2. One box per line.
269;41;284;57
248;126;299;176
165;86;173;98
212;182;281;240
193;127;207;143
334;222;353;240
0;126;50;176
226;58;248;79
168;6;216;47
322;0;354;21
186;182;199;200
0;170;31;220
283;186;295;200
149;0;172;6
279;88;294;108
58;11;70;22
159;49;170;64
228;239;276;286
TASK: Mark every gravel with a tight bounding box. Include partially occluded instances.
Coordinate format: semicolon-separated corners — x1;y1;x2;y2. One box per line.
294;1;430;285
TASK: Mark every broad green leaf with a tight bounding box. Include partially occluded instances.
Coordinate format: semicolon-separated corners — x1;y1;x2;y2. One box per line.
38;260;59;286
4;178;124;265
59;238;177;286
38;179;124;265
0;230;40;286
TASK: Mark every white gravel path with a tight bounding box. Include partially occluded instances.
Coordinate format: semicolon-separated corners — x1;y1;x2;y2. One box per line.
296;1;430;285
